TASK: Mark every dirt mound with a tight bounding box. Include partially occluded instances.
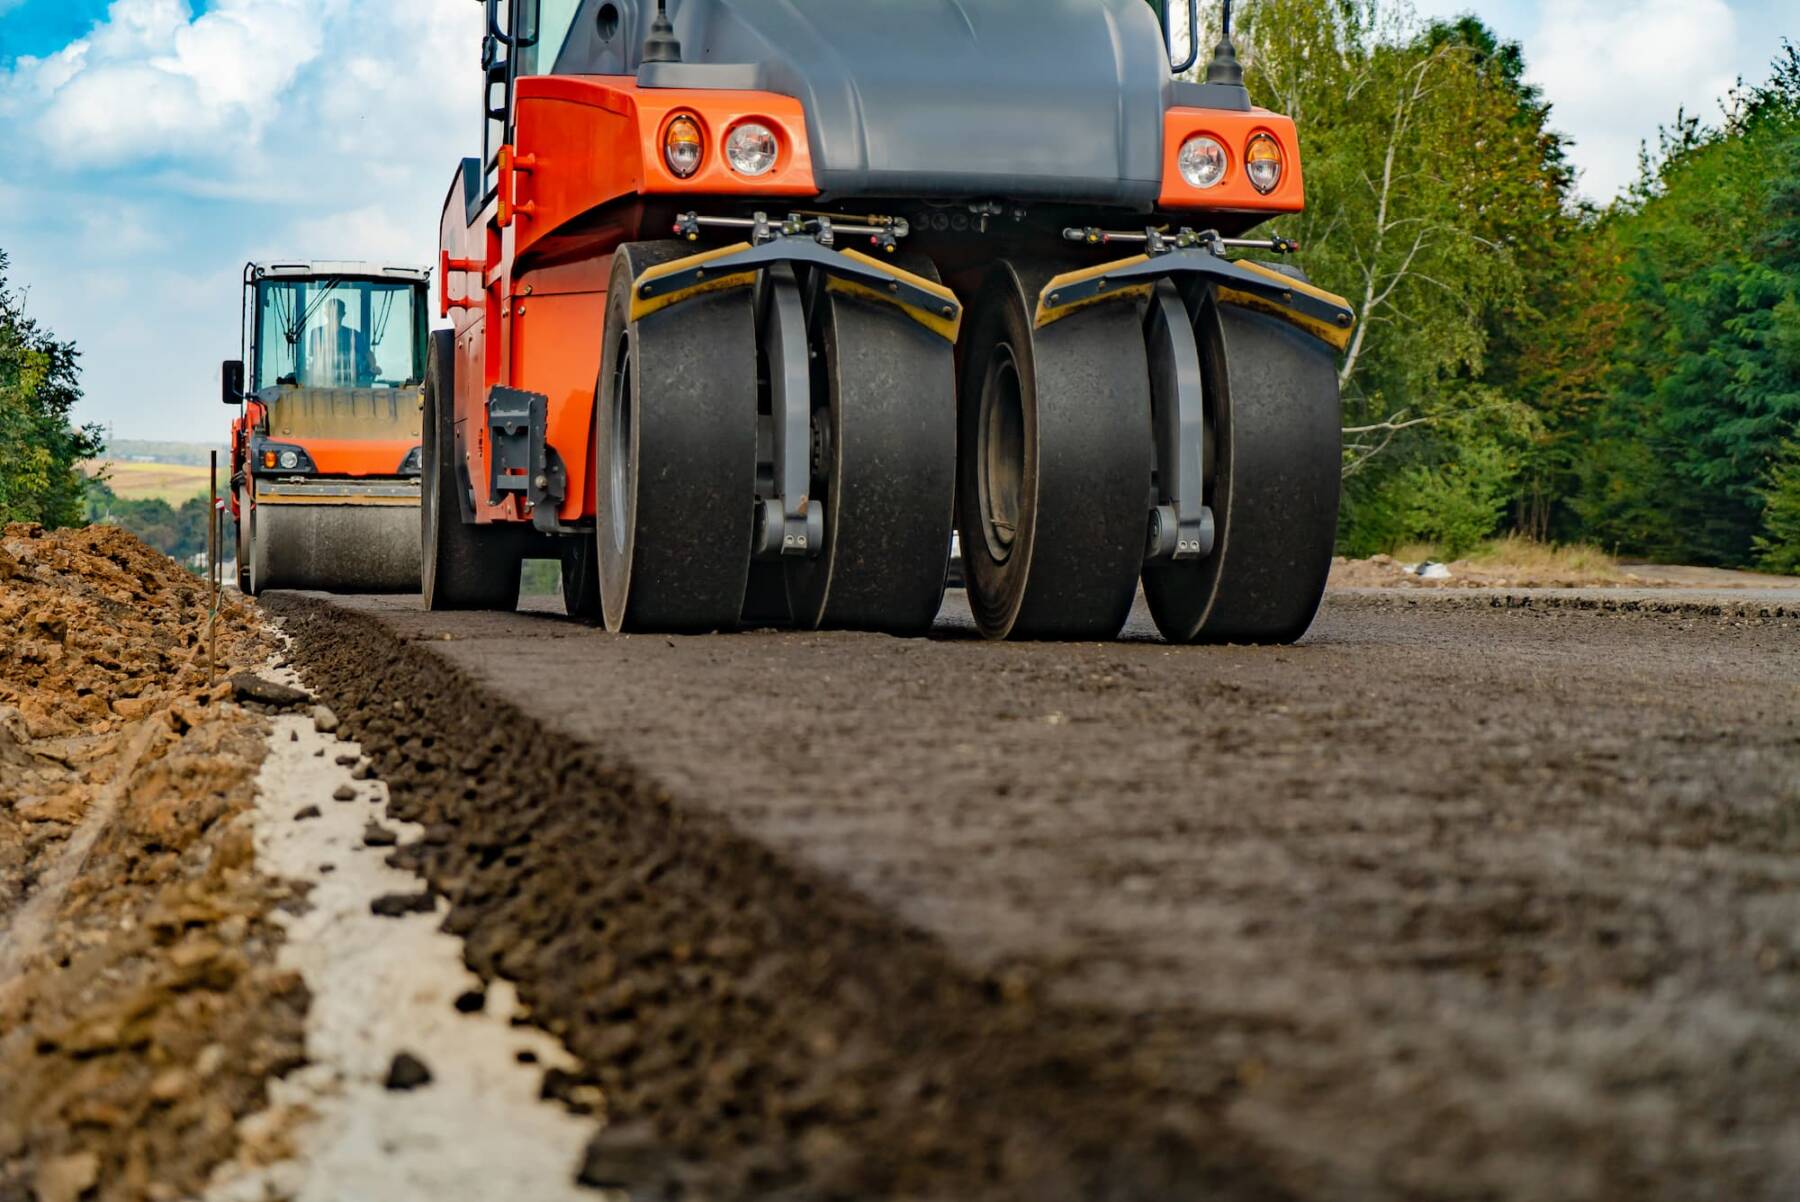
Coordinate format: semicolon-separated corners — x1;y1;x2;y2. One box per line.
0;521;266;864
0;522;220;738
0;524;307;1202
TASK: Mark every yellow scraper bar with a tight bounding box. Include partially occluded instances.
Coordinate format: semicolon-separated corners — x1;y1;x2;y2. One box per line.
628;243;759;323
828;248;963;342
1215;260;1357;353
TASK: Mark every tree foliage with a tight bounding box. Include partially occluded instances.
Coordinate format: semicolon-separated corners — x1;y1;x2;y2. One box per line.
1233;0;1572;555
1755;436;1800;573
0;250;103;528
1569;53;1800;564
1224;7;1799;568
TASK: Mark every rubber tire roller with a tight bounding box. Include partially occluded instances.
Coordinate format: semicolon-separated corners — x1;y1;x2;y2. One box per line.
422;328;535;611
596;241;759;634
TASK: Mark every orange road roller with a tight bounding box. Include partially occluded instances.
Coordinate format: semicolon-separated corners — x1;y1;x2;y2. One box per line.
428;0;1355;641
225;261;429;595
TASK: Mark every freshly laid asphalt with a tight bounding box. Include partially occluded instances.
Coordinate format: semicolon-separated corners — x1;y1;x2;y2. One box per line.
271;587;1800;1202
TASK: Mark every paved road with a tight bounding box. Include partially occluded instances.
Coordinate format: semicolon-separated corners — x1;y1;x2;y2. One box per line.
272;589;1800;1202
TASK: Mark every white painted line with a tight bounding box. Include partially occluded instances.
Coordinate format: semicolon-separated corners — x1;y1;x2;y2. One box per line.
208;657;598;1202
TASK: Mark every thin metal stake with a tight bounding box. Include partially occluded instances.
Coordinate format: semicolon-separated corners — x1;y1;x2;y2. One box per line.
207;450;219;686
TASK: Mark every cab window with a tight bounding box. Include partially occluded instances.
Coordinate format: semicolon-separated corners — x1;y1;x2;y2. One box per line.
517;0;583;75
255;279;424;391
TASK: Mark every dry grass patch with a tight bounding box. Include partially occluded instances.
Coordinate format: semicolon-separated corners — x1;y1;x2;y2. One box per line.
81;461;213;504
1458;536;1624;579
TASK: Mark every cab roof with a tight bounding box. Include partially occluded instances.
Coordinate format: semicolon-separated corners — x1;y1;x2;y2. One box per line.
247;260;430;283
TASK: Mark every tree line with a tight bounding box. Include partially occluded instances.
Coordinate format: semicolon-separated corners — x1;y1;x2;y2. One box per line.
1237;0;1798;568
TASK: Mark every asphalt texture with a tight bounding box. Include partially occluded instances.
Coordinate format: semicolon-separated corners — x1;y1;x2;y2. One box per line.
267;588;1800;1202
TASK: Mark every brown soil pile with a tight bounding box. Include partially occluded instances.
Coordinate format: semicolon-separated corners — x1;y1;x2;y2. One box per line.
0;523;307;1202
1;521;258;899
1;521;224;738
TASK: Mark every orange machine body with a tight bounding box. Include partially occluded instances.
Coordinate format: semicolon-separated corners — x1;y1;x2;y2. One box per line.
440;77;1310;530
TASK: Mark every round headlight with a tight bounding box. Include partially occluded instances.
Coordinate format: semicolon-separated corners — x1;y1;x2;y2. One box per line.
278;450;299;470
1245;134;1283;195
1178;135;1227;190
663;114;703;179
725;122;778;177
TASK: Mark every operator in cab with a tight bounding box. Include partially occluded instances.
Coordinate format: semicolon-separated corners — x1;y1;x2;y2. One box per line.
303;298;379;388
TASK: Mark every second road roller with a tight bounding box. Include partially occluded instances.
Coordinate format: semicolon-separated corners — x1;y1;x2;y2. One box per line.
428;0;1356;642
225;261;429;595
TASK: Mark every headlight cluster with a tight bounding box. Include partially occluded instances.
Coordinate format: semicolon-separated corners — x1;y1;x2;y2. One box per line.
1177;131;1285;194
256;442;315;473
662;114;782;180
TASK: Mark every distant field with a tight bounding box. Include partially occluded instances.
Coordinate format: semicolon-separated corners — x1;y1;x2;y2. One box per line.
82;460;215;503
104;439;230;468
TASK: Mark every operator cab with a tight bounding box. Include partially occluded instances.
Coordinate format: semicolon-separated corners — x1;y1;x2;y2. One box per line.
247;267;427;392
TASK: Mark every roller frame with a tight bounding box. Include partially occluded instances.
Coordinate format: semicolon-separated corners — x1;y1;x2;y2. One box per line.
1143;280;1215;564
1037;248;1356;351
753;266;825;560
631;235;964;343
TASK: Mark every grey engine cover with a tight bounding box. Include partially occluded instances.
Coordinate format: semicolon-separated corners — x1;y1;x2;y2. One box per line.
556;0;1174;207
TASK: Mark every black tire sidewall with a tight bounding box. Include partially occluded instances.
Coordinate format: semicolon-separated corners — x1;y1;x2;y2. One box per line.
956;264;1038;639
596;250;639;632
423;327;523;611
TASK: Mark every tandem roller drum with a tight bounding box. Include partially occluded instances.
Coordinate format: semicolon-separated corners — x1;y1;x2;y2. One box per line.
247;498;421;595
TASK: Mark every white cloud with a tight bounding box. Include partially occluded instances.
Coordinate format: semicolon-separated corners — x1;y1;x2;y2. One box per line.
8;0;331;169
0;0;482;439
1525;0;1740;199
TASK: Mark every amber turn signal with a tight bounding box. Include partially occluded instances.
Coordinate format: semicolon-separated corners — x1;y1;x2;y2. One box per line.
664;114;703;179
1246;134;1283;195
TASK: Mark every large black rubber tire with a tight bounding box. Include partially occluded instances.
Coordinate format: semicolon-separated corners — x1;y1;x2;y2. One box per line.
422;328;527;611
1143;296;1341;643
957;259;1152;640
785;283;955;634
597;242;757;633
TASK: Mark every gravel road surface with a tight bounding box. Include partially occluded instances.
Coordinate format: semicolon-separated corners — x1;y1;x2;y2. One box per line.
269;589;1800;1202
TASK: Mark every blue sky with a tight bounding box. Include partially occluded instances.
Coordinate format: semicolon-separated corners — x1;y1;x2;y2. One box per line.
0;0;1794;443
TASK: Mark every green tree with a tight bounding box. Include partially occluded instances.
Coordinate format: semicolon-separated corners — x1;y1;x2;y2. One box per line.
0;250;102;527
1235;0;1574;553
1756;437;1800;573
1572;50;1800;563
